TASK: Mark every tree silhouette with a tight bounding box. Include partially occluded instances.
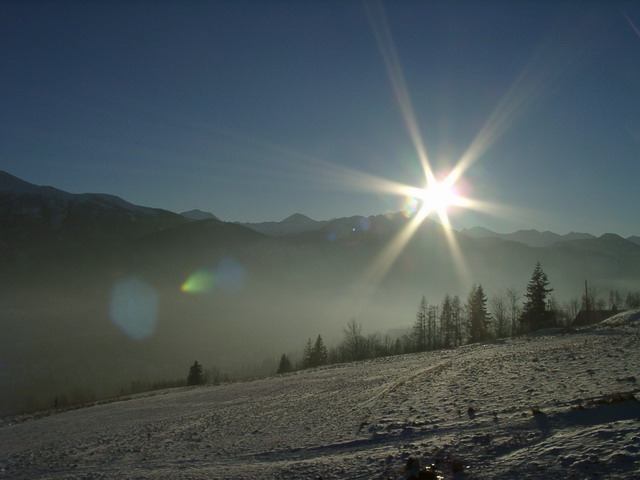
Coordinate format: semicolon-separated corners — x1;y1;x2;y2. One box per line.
276;354;293;374
187;361;204;386
466;284;491;343
313;335;328;366
412;296;429;352
440;294;454;348
302;335;329;368
302;338;315;369
520;262;555;332
342;319;366;361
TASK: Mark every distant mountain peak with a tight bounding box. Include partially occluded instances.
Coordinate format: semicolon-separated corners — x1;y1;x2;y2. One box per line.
282;213;315;223
181;209;219;221
240;213;327;236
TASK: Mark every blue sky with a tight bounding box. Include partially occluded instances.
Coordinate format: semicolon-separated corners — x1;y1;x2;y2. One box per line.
2;1;639;236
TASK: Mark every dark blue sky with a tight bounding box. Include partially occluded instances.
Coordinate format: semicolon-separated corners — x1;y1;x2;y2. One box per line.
2;1;639;236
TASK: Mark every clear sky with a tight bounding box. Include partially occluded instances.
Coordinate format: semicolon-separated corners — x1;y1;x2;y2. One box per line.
2;1;639;237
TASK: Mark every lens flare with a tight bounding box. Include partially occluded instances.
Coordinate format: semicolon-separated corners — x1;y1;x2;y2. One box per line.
181;258;247;295
181;269;216;293
110;276;159;340
216;258;246;294
401;196;420;218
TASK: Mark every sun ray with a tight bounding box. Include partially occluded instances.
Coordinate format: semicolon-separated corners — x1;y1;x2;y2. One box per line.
622;10;640;39
449;12;604;186
364;0;434;185
361;206;429;289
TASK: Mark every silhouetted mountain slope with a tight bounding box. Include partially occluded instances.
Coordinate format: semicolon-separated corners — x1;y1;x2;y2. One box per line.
626;235;640;246
0;171;187;272
0;172;185;239
240;213;328;236
461;226;595;247
180;209;219;221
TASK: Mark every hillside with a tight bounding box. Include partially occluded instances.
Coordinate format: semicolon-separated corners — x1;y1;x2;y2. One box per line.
2;310;639;479
2;171;640;418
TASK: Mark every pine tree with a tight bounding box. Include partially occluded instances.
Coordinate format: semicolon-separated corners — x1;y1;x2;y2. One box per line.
276;354;293;374
451;295;463;346
312;335;328;366
412;296;429;352
440;294;453;348
520;262;555;332
466;284;491;343
301;338;315;369
428;304;439;350
187;361;204;386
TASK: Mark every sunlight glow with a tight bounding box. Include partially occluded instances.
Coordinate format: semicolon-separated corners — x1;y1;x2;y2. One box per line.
187;1;570;314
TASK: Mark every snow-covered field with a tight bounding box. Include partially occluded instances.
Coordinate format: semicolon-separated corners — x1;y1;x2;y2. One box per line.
2;310;639;479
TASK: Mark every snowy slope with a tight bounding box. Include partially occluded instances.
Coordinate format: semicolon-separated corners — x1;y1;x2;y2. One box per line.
2;310;639;479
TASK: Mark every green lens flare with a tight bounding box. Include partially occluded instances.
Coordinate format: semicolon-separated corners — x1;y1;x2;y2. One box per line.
181;269;216;293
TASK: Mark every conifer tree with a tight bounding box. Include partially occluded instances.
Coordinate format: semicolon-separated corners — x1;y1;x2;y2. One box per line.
428;304;439;350
440;294;454;348
520;262;555;332
187;361;204;386
466;284;491;343
276;354;293;374
451;295;463;346
412;296;429;351
313;335;328;366
301;338;315;369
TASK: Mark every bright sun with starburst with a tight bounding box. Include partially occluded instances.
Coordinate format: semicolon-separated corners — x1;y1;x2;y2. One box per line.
419;180;460;216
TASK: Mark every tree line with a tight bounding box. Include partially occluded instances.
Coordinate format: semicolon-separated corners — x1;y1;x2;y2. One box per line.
280;262;640;373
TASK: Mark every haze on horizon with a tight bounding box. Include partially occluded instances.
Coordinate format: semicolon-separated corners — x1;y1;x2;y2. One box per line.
2;0;640;421
2;1;640;237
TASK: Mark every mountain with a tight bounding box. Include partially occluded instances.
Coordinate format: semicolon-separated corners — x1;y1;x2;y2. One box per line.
628;236;640;246
460;226;595;247
3;310;639;479
1;171;640;418
180;209;219;221
240;213;328;236
0;171;186;246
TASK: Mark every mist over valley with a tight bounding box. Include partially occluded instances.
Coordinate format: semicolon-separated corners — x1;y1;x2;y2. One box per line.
2;171;639;416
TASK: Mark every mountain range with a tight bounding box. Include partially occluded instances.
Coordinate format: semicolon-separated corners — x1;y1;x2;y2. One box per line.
1;169;640;416
2;170;637;249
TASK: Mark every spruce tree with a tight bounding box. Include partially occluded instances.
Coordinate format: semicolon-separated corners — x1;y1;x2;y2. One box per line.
301;338;314;369
187;361;204;386
412;296;429;351
520;262;555;332
466;284;491;343
313;335;328;366
440;294;453;348
276;354;293;374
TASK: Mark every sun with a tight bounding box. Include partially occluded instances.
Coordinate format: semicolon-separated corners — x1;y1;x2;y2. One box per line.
419;180;458;215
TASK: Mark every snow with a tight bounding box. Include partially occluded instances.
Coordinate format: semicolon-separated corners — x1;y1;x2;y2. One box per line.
2;310;639;479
